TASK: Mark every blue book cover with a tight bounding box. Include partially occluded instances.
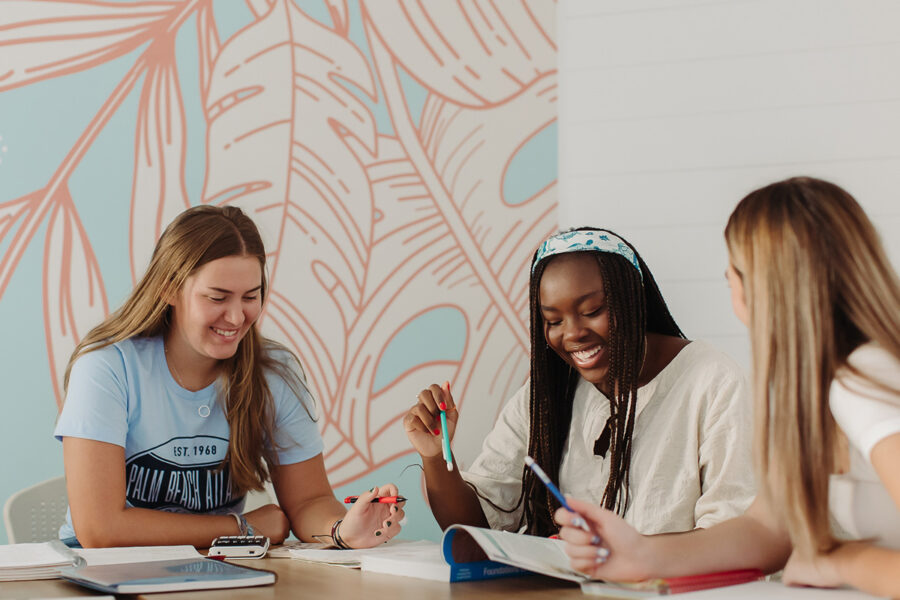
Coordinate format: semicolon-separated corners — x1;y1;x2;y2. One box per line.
441;528;530;582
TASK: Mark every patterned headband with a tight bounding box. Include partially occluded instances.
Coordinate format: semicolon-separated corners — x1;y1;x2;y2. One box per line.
532;229;643;280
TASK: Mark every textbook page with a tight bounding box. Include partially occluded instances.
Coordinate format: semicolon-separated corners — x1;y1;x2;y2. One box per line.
447;525;585;582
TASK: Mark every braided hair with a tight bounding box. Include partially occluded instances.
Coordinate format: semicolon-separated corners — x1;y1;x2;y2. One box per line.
519;227;684;536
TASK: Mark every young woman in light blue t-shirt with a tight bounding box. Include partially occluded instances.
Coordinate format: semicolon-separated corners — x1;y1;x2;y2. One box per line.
55;205;403;549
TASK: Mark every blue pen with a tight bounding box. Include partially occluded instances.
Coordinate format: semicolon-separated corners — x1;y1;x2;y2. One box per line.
440;381;454;471
524;455;591;533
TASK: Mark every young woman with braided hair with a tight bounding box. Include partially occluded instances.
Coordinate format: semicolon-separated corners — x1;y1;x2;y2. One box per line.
556;178;900;597
404;228;754;537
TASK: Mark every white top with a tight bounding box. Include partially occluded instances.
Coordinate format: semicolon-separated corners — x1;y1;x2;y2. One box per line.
829;343;900;549
462;340;755;534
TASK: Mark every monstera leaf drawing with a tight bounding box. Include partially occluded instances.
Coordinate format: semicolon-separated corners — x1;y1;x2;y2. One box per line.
201;0;377;387
199;0;556;483
0;0;177;92
0;0;557;488
0;0;200;402
361;1;556;106
130;44;191;281
43;188;108;408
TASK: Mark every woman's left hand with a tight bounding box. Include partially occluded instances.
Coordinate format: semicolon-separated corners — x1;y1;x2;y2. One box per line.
782;548;842;588
338;484;405;548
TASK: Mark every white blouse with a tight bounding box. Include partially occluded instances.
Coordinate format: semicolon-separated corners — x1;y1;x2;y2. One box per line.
462;340;755;534
829;343;900;549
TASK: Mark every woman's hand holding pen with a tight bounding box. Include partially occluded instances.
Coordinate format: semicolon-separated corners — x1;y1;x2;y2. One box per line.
404;382;459;459
555;497;655;582
339;484;405;548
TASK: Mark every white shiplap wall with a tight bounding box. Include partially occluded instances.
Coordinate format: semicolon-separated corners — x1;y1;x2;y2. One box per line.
558;0;900;371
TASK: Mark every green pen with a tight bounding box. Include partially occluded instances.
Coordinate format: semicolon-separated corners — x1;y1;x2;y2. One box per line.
440;381;453;471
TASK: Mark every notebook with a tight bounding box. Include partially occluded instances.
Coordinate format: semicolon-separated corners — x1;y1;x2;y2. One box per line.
59;557;275;594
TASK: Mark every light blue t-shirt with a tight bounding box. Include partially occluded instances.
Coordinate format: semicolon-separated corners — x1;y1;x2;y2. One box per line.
54;336;324;539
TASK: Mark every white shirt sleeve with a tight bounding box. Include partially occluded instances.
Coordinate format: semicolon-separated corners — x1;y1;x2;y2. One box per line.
830;345;900;460
460;382;531;532
693;368;755;528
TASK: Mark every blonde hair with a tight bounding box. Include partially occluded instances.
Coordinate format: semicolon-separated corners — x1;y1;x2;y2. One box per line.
724;176;900;556
64;205;311;494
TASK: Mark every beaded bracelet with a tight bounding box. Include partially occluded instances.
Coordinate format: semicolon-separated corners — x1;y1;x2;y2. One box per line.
229;512;244;535
229;512;255;536
331;519;351;549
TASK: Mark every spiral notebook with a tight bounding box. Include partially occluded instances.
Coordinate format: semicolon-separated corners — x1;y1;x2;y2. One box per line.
59;557;275;594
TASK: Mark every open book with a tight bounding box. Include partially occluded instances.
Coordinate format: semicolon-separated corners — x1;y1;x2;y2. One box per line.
359;525;574;582
361;525;762;594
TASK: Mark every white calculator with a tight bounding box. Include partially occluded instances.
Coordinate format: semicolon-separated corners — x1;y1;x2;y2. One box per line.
208;535;270;559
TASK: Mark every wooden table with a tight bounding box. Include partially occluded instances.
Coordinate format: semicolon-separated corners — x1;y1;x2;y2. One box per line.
0;556;585;599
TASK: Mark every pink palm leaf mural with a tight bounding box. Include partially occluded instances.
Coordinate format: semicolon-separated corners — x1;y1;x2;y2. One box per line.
0;0;557;485
0;0;201;408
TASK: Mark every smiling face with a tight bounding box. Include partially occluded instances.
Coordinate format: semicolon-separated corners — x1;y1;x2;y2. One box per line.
168;255;263;368
538;252;612;389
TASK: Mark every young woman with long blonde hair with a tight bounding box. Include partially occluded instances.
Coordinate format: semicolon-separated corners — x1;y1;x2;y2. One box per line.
556;177;900;597
55;205;403;548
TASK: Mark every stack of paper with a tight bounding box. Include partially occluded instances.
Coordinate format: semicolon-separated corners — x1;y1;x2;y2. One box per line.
359;542;450;581
0;541;78;581
0;541;202;581
268;539;438;568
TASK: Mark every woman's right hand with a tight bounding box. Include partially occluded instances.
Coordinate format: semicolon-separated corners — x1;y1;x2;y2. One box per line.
403;382;458;458
243;504;291;544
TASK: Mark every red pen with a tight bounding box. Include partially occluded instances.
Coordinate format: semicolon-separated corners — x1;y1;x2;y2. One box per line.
344;495;407;504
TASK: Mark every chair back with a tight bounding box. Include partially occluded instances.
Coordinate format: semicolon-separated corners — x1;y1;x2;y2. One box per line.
3;476;68;543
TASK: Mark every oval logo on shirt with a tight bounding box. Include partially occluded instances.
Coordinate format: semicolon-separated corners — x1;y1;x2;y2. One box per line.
125;435;240;513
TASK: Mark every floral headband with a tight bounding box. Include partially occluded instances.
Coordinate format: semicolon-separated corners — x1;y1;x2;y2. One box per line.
532;229;643;280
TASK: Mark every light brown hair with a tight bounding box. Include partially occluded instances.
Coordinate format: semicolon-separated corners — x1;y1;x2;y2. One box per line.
64;205;312;494
724;177;900;556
